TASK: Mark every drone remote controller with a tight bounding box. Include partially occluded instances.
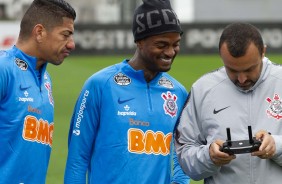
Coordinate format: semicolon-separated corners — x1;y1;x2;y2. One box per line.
220;126;261;155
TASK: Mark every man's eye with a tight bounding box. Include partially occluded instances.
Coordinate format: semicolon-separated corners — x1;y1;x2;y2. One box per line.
156;44;166;48
174;43;180;47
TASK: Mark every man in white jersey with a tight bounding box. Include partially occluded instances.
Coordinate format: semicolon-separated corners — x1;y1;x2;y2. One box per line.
175;22;282;184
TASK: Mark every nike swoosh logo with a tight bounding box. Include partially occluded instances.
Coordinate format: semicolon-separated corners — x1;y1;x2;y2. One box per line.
20;84;31;90
213;106;230;114
118;97;135;104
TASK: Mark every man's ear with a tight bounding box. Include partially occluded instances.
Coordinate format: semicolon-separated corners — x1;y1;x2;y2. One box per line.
136;40;143;49
33;24;46;43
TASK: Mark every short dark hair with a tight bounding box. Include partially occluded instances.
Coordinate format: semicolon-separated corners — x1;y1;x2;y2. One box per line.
219;22;264;57
19;0;76;40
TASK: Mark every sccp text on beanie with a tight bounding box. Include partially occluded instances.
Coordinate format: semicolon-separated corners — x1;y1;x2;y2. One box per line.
132;0;182;42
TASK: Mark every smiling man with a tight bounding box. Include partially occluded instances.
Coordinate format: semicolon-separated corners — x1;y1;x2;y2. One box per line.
64;0;189;184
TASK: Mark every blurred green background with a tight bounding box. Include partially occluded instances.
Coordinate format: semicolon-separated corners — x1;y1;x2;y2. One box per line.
46;54;282;184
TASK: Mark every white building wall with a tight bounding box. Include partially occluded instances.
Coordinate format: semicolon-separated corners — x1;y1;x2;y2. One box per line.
2;0;282;23
194;0;282;22
173;0;195;23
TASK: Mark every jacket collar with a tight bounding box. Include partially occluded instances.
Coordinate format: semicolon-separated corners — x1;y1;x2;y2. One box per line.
120;59;164;85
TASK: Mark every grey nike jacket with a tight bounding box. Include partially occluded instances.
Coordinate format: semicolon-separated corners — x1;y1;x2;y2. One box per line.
175;57;282;184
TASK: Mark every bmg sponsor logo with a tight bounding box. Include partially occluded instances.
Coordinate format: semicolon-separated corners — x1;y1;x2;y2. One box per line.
128;128;172;155
22;115;54;146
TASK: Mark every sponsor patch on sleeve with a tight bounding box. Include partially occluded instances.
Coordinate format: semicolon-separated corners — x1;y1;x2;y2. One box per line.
15;58;28;70
114;72;131;86
158;77;174;89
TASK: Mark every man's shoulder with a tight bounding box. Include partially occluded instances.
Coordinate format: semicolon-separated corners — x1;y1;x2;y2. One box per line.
0;50;12;60
193;66;227;91
0;50;15;70
270;62;282;72
85;62;124;86
162;73;184;87
266;60;282;81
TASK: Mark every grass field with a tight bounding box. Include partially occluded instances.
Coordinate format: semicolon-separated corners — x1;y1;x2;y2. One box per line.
46;54;282;184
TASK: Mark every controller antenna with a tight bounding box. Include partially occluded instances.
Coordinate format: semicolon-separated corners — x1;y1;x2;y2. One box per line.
248;126;254;144
226;127;232;146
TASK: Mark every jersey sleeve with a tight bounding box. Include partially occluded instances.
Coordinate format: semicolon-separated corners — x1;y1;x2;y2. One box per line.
271;135;282;166
174;87;220;181
0;58;9;101
64;77;100;184
170;86;190;184
170;135;190;184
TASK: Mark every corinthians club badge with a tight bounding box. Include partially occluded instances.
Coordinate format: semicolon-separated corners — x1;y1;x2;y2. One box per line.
266;93;282;120
162;91;178;118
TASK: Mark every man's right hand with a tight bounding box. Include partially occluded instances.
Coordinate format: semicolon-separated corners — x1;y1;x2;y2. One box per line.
209;139;236;166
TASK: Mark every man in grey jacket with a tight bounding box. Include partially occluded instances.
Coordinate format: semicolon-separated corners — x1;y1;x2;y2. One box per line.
175;22;282;184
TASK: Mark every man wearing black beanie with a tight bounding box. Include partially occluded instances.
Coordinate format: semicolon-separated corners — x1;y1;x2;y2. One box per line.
132;0;182;42
64;0;190;183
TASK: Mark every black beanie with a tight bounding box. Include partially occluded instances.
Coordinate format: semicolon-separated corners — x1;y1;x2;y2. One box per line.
132;0;182;42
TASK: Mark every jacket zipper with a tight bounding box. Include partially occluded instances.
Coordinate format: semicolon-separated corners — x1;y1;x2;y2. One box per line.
147;83;153;112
